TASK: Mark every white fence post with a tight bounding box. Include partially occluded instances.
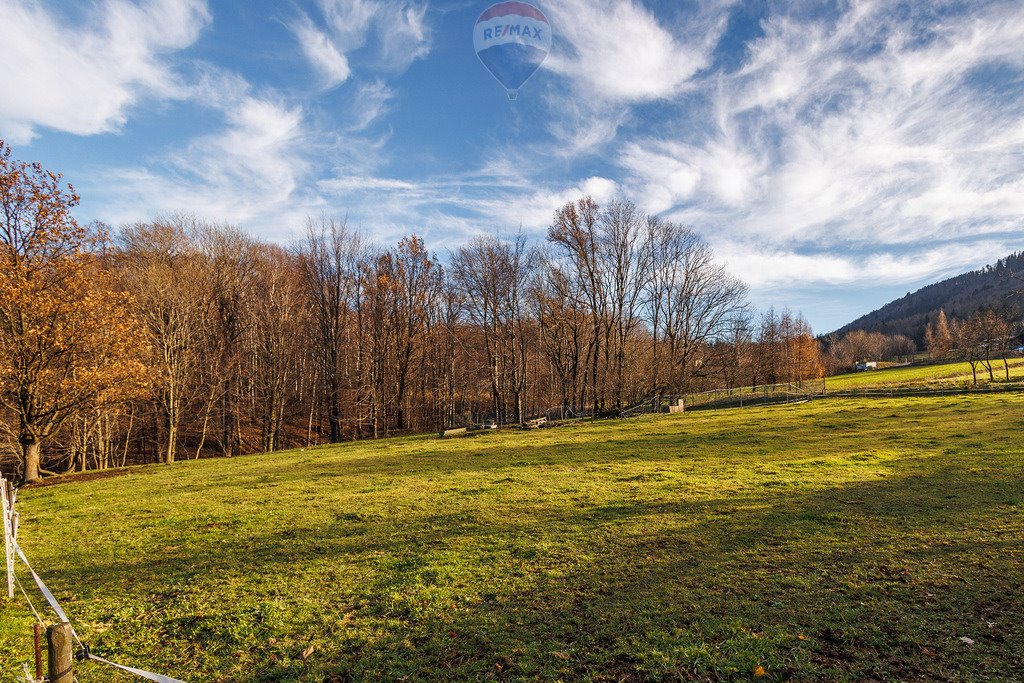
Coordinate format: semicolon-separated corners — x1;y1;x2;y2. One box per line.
2;477;14;599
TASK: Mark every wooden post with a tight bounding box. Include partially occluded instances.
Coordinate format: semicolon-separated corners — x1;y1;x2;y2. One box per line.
47;622;74;683
34;622;43;681
2;478;13;599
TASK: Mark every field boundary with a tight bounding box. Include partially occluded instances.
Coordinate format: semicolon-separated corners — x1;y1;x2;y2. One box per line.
623;381;1024;416
2;477;189;683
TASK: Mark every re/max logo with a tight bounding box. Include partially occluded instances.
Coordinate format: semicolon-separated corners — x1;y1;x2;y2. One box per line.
482;24;544;41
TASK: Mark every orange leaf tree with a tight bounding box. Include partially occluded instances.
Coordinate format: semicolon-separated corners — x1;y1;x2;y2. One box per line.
0;140;150;482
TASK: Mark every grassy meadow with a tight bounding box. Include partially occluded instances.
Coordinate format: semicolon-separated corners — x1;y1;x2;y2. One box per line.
823;357;1024;390
1;393;1022;681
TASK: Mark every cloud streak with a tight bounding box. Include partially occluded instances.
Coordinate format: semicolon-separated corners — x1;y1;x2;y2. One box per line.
92;94;313;233
614;0;1024;298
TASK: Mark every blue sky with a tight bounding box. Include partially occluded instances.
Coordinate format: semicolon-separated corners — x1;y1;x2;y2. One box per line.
2;0;1023;333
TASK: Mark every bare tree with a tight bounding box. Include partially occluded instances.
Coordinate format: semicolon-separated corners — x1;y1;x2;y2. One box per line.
118;217;209;463
549;197;606;416
251;244;305;451
648;220;747;394
296;217;363;442
951;316;984;384
200;225;258;457
973;309;1013;382
601;200;652;410
453;234;535;424
533;254;586;416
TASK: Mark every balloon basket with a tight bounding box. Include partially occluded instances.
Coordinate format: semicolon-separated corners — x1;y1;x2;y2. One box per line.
507;90;518;101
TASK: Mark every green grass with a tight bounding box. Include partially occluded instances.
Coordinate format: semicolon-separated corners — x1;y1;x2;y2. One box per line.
2;394;1023;681
824;357;1024;390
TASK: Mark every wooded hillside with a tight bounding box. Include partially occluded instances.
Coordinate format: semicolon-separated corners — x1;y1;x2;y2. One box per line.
835;252;1024;342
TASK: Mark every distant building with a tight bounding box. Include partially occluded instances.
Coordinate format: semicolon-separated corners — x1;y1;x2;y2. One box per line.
855;361;878;371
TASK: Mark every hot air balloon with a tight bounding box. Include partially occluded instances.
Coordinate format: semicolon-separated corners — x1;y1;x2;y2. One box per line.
473;1;551;100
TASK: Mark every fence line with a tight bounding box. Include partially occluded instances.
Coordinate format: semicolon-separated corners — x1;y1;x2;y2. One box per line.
621;382;821;416
621;380;1024;416
2;477;16;600
2;477;189;683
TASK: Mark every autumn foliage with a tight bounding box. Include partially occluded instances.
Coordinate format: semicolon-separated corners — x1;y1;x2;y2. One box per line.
0;140;149;482
0;141;833;480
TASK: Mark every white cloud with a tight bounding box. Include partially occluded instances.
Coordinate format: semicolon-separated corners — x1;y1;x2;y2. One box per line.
90;95;313;236
315;170;620;246
319;176;419;192
488;176;619;231
593;0;1024;328
374;3;430;72
624;1;1024;253
712;234;1023;330
718;242;997;290
291;0;431;85
0;0;209;142
545;0;731;103
289;15;351;89
346;81;395;131
538;0;735;156
619;143;701;214
543;98;630;159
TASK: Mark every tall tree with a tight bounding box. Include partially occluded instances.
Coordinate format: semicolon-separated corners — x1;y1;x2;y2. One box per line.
601;200;651;410
549;197;606;416
924;310;953;360
0;141;150;482
534;256;586;416
453;234;535;424
251;244;305;451
296;218;362;442
201;225;258;457
118;218;208;464
390;236;441;430
950;316;984;384
648;220;747;394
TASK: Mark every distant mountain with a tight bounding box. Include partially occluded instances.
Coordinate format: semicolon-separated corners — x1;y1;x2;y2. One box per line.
833;252;1024;343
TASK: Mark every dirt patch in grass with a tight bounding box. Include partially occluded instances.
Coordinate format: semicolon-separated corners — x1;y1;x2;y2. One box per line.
20;467;135;488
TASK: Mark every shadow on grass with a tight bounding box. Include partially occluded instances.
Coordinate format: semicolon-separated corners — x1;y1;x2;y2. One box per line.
32;452;1024;682
344;467;1023;682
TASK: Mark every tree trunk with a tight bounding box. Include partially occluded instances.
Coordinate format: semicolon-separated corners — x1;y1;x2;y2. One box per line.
165;425;176;464
327;375;342;443
21;438;41;483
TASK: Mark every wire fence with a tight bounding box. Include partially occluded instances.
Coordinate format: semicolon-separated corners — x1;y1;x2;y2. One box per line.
2;477;188;683
620;382;822;416
620;380;1024;416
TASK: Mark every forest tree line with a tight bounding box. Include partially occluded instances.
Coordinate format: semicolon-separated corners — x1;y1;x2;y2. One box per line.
6;141;1020;484
0;141;835;481
4;142;1021;484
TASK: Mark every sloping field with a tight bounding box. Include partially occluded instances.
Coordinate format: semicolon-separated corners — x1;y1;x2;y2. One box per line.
824;358;1024;390
2;394;1022;681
